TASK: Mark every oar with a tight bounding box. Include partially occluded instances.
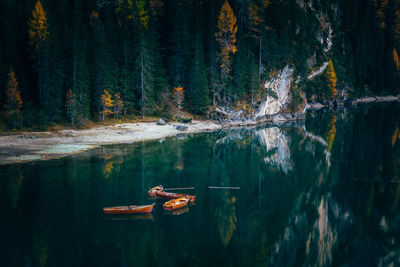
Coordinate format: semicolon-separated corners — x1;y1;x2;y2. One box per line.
164;187;195;191
208;186;241;190
353;178;400;183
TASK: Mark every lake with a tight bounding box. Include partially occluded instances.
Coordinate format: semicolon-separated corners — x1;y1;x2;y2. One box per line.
1;103;400;266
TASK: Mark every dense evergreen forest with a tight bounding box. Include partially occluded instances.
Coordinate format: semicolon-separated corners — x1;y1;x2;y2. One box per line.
1;0;400;129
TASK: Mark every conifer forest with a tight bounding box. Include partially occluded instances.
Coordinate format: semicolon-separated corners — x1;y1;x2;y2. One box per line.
1;0;400;128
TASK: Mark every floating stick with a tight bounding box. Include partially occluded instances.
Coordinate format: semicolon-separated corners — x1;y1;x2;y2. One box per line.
164;187;195;191
353;178;400;183
208;186;241;190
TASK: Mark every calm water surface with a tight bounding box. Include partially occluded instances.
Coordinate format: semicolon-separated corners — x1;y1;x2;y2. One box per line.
1;103;400;266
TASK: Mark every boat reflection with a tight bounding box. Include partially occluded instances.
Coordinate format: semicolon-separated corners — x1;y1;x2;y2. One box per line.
164;205;190;216
105;213;154;221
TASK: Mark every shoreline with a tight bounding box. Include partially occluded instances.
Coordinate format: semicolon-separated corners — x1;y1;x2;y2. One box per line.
0;95;398;165
0;120;222;165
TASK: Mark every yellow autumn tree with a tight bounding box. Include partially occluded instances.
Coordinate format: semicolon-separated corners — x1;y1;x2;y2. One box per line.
392;127;400;147
172;86;184;118
136;0;149;30
28;0;49;107
326;116;337;151
100;90;114;121
5;68;23;128
28;0;49;50
393;48;400;71
215;0;238;82
325;59;338;98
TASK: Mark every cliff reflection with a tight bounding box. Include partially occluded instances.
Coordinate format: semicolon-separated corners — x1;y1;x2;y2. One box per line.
257;127;293;174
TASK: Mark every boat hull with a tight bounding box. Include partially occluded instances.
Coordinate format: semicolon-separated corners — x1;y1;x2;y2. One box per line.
155;191;196;203
103;204;153;215
148;185;163;197
163;197;189;211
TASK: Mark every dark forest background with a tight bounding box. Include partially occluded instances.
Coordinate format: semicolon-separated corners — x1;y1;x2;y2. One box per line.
1;0;399;129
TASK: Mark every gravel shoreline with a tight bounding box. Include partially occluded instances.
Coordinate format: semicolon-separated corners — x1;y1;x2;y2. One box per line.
0;121;221;165
0;95;398;165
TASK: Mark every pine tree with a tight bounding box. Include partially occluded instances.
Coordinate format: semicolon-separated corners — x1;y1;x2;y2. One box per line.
27;0;49;109
66;89;77;126
167;0;190;88
206;0;220;106
248;2;265;81
187;34;210;114
232;35;248;103
115;0;137;114
5;68;22;128
135;0;156;118
325;59;338;99
394;9;400;45
113;92;124;119
215;0;238;103
71;0;90;119
172;86;184;118
248;54;260;107
91;10;117;120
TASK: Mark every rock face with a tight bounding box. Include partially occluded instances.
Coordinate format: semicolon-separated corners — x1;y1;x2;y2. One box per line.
156;118;166;125
255;66;294;118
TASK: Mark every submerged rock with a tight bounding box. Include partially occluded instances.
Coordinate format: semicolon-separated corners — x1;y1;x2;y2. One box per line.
176;124;188;131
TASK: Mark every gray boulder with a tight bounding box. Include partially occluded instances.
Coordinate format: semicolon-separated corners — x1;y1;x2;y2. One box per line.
156;118;166;125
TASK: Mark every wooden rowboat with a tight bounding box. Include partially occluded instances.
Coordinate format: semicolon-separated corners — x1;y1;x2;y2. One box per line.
163;197;189;211
148;185;163;197
155;190;196;203
103;204;153;215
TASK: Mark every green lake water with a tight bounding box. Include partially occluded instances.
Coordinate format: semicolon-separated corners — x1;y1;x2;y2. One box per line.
1;103;400;266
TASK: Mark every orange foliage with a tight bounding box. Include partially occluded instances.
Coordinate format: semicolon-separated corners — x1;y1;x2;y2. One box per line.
27;0;49;51
5;68;22;116
150;0;163;16
392;127;400;147
325;59;338;99
136;0;149;30
174;158;184;171
172;86;184;117
215;0;238;80
326;116;337;151
393;48;400;72
100;90;114;120
249;3;263;38
104;161;114;179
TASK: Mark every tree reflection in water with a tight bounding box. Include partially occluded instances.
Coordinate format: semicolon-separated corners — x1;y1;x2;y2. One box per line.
1;103;400;266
